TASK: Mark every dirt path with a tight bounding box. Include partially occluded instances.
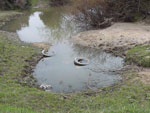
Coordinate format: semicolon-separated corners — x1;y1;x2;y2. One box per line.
72;22;150;55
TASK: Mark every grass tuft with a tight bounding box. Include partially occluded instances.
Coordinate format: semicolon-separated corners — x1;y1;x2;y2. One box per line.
126;45;150;67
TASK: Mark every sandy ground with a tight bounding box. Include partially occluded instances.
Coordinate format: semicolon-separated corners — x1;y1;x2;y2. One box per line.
72;22;150;55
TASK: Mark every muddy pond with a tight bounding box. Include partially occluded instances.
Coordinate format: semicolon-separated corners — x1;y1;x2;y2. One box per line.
2;7;124;93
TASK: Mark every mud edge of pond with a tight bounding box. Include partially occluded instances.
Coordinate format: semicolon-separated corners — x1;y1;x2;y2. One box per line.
19;43;52;88
72;22;150;57
19;53;43;88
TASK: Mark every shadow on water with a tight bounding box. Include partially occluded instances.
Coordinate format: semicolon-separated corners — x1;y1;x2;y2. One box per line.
2;7;124;93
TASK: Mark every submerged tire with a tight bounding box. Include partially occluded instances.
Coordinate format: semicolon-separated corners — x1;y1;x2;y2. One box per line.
42;50;55;57
74;57;89;66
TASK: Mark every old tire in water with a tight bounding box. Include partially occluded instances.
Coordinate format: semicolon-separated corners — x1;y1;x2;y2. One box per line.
74;57;89;66
42;50;55;57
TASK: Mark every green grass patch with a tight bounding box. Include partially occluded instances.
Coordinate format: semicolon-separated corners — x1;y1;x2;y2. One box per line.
126;45;150;67
0;34;150;112
0;105;34;113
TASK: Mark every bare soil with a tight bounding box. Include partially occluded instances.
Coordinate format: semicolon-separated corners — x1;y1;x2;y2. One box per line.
72;22;150;56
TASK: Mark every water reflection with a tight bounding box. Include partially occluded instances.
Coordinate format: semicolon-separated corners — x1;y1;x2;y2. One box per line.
17;12;51;43
40;7;79;43
2;7;79;43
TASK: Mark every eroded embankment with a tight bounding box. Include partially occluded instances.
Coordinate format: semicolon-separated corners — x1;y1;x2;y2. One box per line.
72;22;150;56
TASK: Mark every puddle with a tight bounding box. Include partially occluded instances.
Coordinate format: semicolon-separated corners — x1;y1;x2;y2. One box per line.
2;7;124;93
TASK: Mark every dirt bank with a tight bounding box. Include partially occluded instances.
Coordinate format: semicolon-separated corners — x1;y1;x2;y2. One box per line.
72;22;150;56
